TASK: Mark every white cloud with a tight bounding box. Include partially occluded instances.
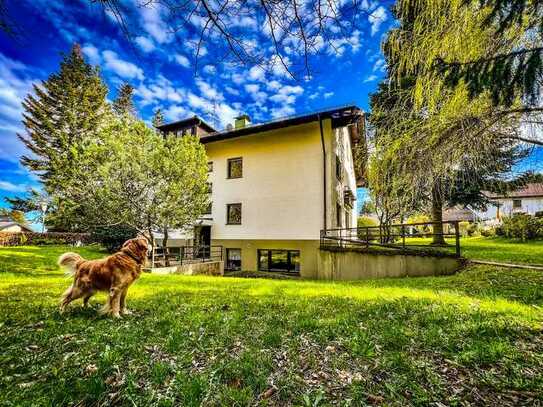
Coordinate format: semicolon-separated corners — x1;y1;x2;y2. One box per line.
102;50;144;80
280;85;303;95
373;58;385;72
267;80;282;91
363;74;378;83
214;103;237;129
369;6;388;36
308;92;319;100
203;65;217;75
231;73;245;85
164;105;190;121
136;75;186;106
244;84;260;94
174;54;191;68
0;53;38;161
270;105;295;119
268;84;304;105
82;44;101;65
248;66;266;82
135;36;156;53
225;86;240;96
187;93;209;110
139;4;173;44
0;180;28;193
323;92;334;99
196;79;223;101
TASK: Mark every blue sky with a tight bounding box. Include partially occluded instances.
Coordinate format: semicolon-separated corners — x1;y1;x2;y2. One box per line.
0;0;540;226
0;0;395;215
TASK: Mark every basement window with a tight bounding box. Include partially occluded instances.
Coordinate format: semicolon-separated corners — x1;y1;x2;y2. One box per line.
513;199;522;209
226;248;241;271
258;249;300;273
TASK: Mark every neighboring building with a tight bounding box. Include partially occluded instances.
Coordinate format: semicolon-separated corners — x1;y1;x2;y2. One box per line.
157;106;365;277
475;183;543;220
0;216;33;232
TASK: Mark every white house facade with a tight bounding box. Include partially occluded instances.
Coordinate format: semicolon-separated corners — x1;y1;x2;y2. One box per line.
474;183;543;220
157;106;365;277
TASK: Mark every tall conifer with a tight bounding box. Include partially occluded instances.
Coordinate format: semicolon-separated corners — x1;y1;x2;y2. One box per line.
18;44;109;191
112;82;136;116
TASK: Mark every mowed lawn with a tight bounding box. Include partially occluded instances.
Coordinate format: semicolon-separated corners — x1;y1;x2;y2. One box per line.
460;236;543;265
1;246;542;406
405;236;543;265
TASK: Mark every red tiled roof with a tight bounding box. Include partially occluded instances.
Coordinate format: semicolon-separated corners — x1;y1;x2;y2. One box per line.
484;183;543;198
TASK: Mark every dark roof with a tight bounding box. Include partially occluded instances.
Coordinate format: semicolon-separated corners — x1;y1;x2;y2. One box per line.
199;105;362;144
484;183;543;199
159;105;363;144
157;116;217;134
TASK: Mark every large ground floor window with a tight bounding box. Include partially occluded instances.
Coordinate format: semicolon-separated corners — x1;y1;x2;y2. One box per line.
258;249;300;273
225;248;241;271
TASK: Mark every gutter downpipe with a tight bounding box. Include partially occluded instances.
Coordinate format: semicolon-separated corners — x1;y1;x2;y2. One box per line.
318;114;327;232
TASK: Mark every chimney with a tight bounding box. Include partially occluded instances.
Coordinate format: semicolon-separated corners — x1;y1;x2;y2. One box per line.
234;114;251;129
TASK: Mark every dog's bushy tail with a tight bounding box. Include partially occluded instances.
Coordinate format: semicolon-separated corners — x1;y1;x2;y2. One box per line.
58;252;83;277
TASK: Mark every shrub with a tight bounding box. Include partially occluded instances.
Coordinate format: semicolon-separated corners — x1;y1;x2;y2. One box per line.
480;227;496;237
406;214;431;234
535;211;543;218
90;225;138;252
501;213;543;241
357;216;378;228
0;232;92;246
458;221;470;237
466;222;480;237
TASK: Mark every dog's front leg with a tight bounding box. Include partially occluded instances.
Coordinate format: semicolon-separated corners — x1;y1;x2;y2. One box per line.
120;287;132;315
109;286;123;318
99;286;122;317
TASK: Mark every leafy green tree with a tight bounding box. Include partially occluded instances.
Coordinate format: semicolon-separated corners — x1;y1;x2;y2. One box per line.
358;199;376;217
59;115;209;249
369;3;532;245
0;208;27;225
112;82;136;116
152;108;164;128
17;44;109;230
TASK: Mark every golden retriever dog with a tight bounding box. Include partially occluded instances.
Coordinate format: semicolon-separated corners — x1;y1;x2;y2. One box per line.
59;237;149;317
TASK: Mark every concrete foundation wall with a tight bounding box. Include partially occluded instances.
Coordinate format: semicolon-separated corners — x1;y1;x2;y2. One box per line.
317;249;462;280
152;260;224;276
211;239;320;278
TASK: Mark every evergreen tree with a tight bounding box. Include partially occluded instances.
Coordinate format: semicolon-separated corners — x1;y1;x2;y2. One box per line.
18;44;109;192
152;108;164;127
112;82;136;116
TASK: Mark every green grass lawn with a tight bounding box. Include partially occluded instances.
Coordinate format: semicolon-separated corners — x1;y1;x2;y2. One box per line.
1;245;542;406
402;236;543;265
460;236;543;265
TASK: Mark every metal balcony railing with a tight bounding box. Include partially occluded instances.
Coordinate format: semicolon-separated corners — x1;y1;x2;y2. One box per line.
320;221;461;257
149;245;223;268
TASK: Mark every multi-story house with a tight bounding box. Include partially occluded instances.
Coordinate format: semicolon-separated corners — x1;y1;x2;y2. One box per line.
157;105;365;278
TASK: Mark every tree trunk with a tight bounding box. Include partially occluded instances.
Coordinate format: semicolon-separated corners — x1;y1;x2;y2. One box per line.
431;183;447;246
163;225;169;266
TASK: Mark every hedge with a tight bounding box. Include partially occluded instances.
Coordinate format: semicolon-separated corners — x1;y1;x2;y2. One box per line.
0;232;94;247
